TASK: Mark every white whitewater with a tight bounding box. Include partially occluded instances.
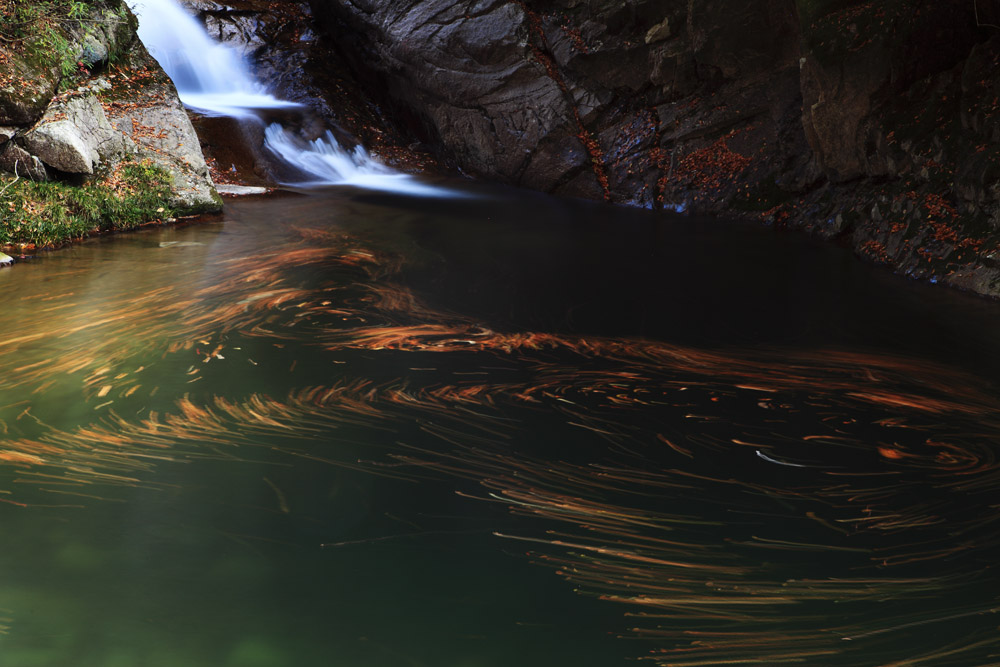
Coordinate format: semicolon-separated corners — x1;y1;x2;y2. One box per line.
127;0;453;196
263;125;450;197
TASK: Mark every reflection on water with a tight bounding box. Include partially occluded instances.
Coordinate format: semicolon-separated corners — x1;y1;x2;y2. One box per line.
1;183;1000;666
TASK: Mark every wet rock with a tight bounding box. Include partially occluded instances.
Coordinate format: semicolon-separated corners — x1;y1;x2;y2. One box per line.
216;184;269;195
202;12;266;57
189;114;274;186
307;0;586;187
187;0;235;11
296;0;1000;297
644;18;671;45
305;0;808;202
687;0;796;80
799;1;978;183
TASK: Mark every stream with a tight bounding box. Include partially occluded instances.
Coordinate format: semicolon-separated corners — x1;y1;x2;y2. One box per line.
0;183;999;666
3;0;1000;664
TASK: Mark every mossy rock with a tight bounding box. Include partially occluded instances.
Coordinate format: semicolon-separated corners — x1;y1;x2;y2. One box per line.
73;0;139;68
0;47;61;125
0;0;138;124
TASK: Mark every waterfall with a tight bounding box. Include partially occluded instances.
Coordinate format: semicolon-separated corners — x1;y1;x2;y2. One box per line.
126;0;451;196
262;126;448;196
127;0;295;118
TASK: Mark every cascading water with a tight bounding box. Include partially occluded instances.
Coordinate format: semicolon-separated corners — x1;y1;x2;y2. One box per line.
262;126;450;196
127;0;295;118
127;0;452;196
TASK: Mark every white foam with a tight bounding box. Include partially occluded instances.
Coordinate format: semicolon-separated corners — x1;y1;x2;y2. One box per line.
263;125;456;197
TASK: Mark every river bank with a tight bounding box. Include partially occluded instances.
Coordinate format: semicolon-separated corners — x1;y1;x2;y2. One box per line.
0;0;221;252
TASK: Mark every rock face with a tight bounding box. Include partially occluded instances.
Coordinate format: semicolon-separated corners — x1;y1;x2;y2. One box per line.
0;0;220;214
99;43;221;212
308;0;807;202
0;47;60;126
304;0;1000;297
311;0;602;197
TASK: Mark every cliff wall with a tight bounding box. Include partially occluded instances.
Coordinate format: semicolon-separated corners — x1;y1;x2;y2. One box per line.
306;0;1000;296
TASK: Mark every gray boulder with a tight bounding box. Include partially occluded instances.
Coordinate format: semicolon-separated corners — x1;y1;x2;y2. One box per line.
100;44;221;212
21;93;131;174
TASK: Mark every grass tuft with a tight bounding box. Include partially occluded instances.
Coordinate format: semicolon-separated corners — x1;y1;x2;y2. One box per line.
0;160;175;248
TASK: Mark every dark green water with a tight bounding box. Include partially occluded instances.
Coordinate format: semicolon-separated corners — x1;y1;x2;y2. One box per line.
1;182;999;666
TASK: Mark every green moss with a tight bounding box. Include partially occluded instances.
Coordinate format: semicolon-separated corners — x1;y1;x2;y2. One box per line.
192;187;225;215
0;160;175;247
2;0;134;93
0;0;90;40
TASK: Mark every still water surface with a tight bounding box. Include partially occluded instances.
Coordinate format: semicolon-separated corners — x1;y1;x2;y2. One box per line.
1;182;999;666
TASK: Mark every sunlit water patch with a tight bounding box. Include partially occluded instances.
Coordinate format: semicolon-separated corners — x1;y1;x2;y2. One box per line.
2;187;1000;665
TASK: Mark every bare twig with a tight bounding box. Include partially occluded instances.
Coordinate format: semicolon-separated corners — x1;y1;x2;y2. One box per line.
0;161;21;199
